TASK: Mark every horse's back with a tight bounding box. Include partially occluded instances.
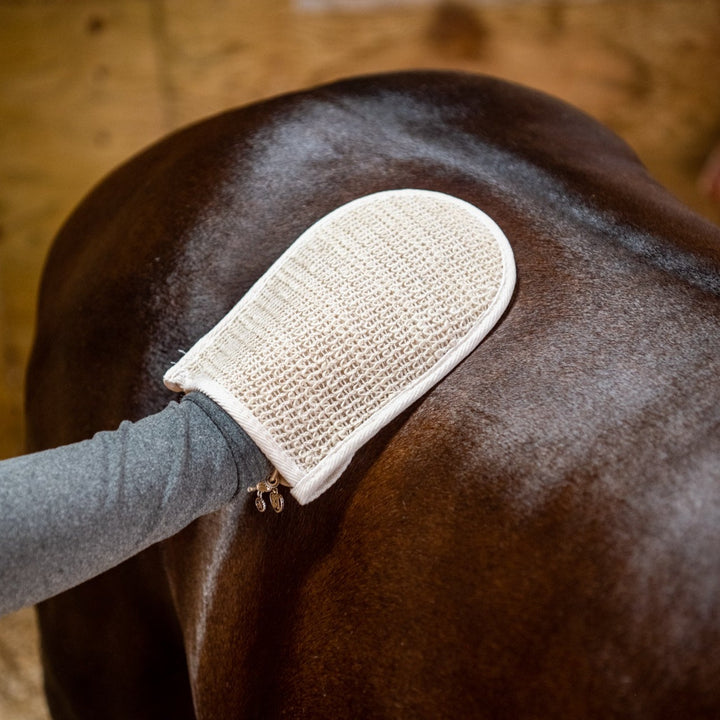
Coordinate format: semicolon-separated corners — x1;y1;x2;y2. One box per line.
27;71;720;719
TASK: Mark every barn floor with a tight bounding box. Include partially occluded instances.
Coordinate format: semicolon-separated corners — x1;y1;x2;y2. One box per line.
0;609;47;720
1;1;720;718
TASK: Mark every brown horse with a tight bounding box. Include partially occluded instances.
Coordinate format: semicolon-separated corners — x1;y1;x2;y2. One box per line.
26;71;720;719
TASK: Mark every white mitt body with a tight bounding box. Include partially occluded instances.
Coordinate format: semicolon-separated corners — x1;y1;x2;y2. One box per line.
164;189;516;504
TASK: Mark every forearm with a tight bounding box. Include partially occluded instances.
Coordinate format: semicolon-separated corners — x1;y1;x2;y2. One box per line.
0;392;270;616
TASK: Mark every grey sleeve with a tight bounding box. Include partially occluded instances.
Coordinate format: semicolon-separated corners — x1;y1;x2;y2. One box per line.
0;392;271;617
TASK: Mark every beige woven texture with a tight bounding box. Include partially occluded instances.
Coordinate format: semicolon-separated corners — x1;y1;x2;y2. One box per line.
164;189;513;502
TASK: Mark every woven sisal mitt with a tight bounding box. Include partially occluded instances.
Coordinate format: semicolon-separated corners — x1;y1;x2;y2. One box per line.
164;189;516;505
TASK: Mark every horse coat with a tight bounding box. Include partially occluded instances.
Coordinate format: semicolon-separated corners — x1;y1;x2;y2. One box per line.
26;71;720;719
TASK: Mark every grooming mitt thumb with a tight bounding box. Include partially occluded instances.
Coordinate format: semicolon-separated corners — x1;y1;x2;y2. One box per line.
163;189;516;504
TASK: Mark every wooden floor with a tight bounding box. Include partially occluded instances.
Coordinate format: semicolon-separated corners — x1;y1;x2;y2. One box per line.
1;1;720;718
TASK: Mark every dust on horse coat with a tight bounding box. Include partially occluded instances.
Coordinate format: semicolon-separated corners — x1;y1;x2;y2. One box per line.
26;71;720;719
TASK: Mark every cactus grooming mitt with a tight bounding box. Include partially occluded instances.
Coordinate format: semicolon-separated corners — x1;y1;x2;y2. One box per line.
164;189;516;504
